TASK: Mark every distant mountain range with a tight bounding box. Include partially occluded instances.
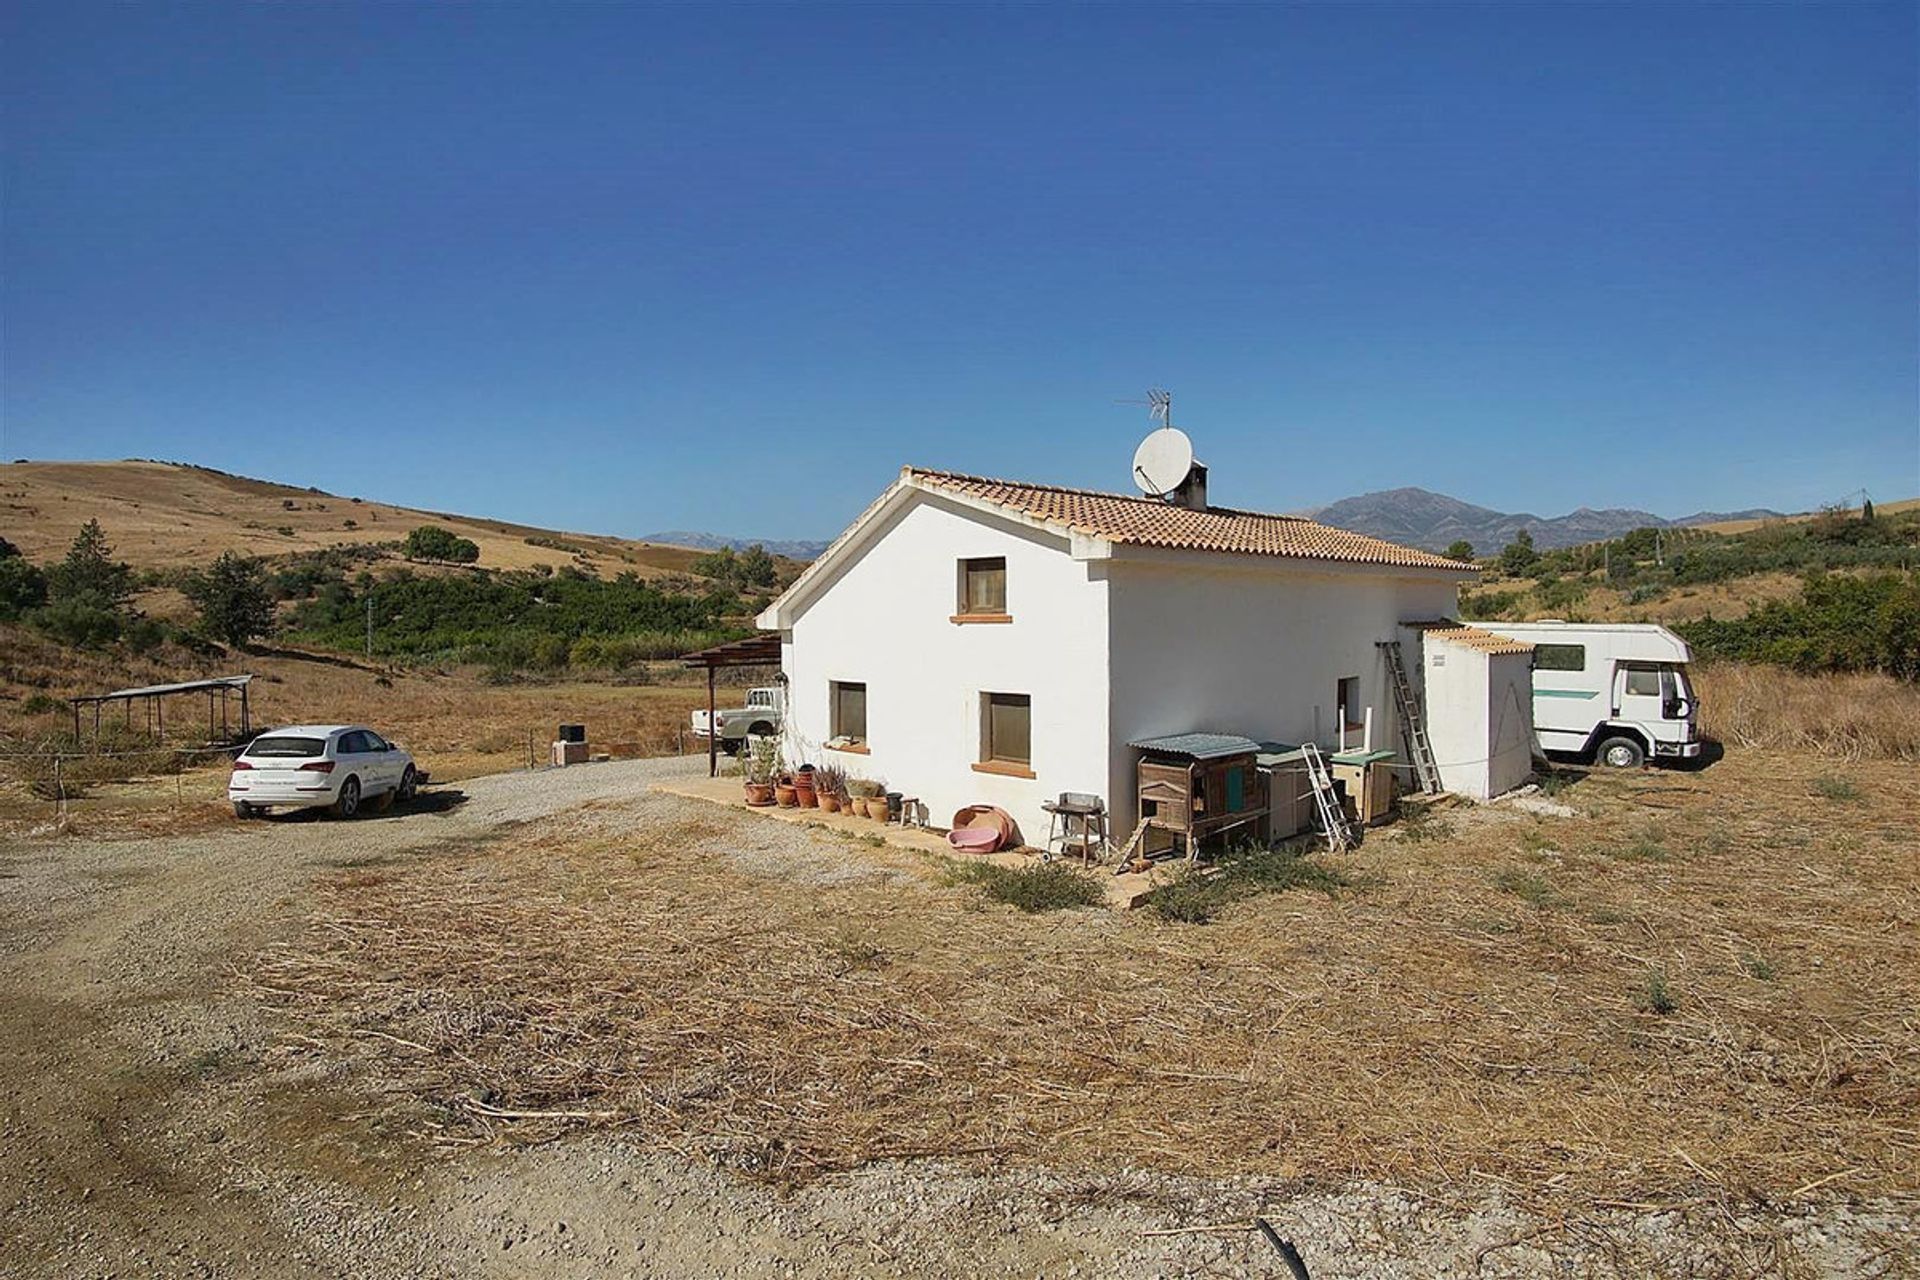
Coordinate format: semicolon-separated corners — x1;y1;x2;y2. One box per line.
641;530;834;560
1301;487;1784;553
651;489;1789;563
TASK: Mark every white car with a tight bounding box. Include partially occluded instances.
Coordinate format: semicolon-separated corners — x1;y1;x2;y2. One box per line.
229;725;418;819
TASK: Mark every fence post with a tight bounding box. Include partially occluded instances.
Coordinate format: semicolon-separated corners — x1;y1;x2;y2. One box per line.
53;755;65;820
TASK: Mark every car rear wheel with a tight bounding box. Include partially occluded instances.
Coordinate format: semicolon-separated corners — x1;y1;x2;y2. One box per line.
1596;736;1646;769
232;801;261;819
748;722;772;738
398;765;417;801
332;776;362;818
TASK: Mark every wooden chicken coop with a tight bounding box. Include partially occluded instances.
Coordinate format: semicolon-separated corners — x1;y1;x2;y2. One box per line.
1130;733;1269;859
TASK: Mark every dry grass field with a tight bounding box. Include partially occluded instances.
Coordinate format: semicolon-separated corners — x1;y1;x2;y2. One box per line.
0;623;753;833
0;459;718;577
1696;663;1920;761
248;743;1919;1268
1690;496;1920;537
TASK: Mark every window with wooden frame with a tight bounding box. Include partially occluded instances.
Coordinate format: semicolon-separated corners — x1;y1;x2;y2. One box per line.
953;556;1009;622
830;680;867;745
974;691;1032;776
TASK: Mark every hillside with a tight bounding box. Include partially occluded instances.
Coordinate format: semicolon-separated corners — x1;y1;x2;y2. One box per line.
1304;486;1790;552
0;460;717;578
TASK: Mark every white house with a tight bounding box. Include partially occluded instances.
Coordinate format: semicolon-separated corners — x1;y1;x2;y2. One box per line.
756;465;1502;847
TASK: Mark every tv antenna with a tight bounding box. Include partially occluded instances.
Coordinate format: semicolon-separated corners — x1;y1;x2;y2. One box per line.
1118;388;1173;429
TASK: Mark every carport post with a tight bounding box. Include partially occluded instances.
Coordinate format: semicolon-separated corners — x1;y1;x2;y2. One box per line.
706;665;717;778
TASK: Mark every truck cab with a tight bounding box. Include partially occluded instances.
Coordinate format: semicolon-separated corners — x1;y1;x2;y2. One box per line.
690;686;784;752
1482;622;1702;768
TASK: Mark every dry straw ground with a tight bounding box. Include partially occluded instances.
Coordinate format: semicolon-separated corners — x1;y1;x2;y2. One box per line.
1695;663;1920;761
252;745;1919;1222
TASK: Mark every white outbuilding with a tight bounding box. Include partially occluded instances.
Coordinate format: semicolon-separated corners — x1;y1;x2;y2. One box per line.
756;464;1527;848
1400;621;1537;800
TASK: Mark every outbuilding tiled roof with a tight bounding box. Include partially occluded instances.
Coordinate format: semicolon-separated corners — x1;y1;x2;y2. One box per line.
1406;620;1535;655
906;468;1474;571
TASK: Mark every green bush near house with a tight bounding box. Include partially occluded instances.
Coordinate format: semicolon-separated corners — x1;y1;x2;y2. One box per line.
1143;844;1351;924
951;860;1105;913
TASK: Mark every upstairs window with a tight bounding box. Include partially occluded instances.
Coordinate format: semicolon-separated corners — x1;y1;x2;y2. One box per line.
1535;644;1586;672
957;556;1007;618
831;680;868;743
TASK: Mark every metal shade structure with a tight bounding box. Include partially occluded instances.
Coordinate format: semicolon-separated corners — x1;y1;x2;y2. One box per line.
69;674;254;748
681;633;783;777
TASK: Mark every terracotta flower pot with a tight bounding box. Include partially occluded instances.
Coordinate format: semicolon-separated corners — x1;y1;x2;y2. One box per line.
775;783;799;808
795;780;818;807
818;793;841;814
744;782;775;807
864;796;887;819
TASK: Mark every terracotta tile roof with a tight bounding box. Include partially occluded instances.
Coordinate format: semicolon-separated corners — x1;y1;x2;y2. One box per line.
1406;620;1535;655
905;468;1475;572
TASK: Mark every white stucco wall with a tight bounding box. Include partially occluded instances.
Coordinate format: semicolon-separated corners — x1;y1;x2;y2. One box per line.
1484;650;1536;797
777;491;1110;845
1106;553;1460;838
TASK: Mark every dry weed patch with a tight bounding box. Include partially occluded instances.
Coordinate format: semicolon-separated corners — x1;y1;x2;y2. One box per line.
253;750;1920;1213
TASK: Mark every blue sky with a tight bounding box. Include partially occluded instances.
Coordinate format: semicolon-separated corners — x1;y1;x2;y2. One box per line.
4;3;1915;541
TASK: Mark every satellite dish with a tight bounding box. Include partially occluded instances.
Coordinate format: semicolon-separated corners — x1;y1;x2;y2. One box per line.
1132;426;1194;497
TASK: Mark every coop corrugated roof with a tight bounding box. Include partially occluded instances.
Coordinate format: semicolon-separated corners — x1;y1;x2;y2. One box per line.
906;469;1473;571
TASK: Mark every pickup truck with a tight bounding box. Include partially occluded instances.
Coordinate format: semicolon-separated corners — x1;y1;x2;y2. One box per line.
690;686;784;752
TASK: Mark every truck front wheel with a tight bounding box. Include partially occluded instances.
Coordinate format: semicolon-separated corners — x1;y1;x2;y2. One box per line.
1596;736;1646;769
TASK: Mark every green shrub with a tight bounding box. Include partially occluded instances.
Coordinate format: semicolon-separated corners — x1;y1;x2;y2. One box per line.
183;552;276;647
952;861;1104;913
1492;866;1561;908
31;600;123;648
1143;845;1351;923
1459;589;1521;621
1678;572;1920;679
1811;776;1860;802
1637;968;1676;1015
402;525;481;564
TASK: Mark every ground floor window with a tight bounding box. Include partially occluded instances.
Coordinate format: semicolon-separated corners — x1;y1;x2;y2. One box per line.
982;692;1030;766
1337;676;1362;732
831;680;867;743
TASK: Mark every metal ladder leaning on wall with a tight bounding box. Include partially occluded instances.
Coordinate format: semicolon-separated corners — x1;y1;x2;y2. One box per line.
1378;640;1443;795
1299;742;1357;853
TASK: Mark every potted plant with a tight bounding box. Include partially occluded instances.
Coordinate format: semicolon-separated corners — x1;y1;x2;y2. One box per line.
775;770;799;807
847;777;880;818
814;764;847;814
794;763;818;808
743;737;780;807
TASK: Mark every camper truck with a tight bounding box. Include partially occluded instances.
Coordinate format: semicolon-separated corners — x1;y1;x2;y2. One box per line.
1481;622;1701;768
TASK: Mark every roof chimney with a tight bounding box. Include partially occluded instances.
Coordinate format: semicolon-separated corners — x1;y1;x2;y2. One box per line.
1171;460;1208;511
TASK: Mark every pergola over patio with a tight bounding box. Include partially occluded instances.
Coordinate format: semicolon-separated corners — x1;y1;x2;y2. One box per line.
681;633;782;777
69;674;254;750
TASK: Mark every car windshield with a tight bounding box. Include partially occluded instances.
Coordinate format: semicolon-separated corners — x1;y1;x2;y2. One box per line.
246;736;327;759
